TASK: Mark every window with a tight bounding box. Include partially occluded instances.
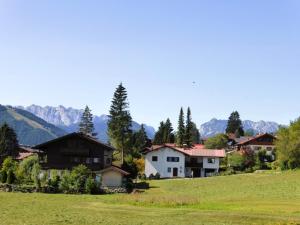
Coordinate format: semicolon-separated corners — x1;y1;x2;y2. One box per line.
152;156;158;162
106;158;112;165
39;155;47;163
167;157;180;162
254;146;262;151
207;158;215;164
93;158;100;163
73;157;80;163
86;158;92;164
167;167;171;173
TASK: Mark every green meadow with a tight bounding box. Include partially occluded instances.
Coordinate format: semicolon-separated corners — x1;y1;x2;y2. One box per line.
1;170;300;225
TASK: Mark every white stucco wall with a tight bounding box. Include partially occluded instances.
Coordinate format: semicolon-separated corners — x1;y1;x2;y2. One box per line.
145;147;185;178
100;170;123;187
203;157;220;170
248;145;275;152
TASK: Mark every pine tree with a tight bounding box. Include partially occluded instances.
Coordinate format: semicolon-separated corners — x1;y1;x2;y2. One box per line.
132;124;148;157
191;122;201;144
108;83;132;163
176;107;185;147
226;111;244;137
79;106;96;137
153;119;175;145
185;107;193;147
0;123;19;163
164;118;175;143
153;121;165;145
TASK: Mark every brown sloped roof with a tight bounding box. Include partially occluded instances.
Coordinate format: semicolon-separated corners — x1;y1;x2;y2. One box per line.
144;144;226;158
237;133;276;145
16;152;35;160
98;165;130;176
33;132;115;151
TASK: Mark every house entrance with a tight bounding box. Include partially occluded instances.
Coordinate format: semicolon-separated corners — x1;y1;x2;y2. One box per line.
173;168;178;177
192;168;201;177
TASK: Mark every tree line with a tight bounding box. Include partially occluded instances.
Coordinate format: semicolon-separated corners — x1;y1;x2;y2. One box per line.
1;83;300;175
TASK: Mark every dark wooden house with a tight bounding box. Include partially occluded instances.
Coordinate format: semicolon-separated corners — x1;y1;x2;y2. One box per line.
33;132;114;172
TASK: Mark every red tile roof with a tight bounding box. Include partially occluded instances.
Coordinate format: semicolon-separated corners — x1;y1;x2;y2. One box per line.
144;144;226;158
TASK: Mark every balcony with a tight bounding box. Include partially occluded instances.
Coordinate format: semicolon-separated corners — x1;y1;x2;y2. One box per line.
185;162;203;168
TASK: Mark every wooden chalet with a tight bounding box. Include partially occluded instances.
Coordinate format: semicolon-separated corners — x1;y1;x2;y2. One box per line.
33;132;114;171
236;133;276;151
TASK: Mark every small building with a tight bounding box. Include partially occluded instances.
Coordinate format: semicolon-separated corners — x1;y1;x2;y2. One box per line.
143;144;225;178
235;133;276;153
97;166;129;188
33;132;128;188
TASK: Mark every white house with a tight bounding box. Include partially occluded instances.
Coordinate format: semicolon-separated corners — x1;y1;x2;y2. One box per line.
143;144;225;178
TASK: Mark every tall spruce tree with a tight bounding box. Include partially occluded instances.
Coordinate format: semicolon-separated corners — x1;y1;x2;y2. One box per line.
185;107;193;147
79;106;96;137
108;83;132;163
0;123;19;163
176;107;185;147
153;121;165;145
132;124;148;157
191;122;201;144
153;119;175;145
226;111;244;137
164;118;175;143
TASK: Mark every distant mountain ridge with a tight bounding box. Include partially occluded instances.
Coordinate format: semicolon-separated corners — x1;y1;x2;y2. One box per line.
18;105;156;142
200;118;279;137
15;105;280;142
0;105;66;146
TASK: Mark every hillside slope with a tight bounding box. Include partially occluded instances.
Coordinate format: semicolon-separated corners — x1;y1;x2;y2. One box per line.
0;105;66;146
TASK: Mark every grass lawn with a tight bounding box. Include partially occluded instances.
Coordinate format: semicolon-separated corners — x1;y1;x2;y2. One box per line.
1;170;300;225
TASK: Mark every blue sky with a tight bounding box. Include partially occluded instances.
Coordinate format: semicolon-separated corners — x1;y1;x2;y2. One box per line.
0;0;300;128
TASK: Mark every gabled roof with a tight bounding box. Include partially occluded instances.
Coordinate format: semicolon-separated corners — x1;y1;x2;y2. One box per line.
144;144;226;158
33;132;115;151
16;152;35;160
237;133;276;145
98;165;130;176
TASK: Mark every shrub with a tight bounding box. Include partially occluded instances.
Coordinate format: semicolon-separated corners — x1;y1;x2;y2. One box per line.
31;163;41;189
6;170;15;184
0;170;7;183
59;165;91;194
1;157;17;184
85;176;98;194
138;173;147;181
154;172;160;179
148;173;154;180
228;152;245;171
16;155;38;183
48;175;60;192
276;119;300;170
122;155;138;179
205;134;229;149
134;158;145;177
59;173;72;193
124;178;134;193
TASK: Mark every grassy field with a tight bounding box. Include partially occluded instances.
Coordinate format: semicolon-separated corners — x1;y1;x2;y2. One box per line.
1;170;300;225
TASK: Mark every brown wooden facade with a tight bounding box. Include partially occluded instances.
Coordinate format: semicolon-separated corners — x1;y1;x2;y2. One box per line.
33;133;114;171
237;133;276;150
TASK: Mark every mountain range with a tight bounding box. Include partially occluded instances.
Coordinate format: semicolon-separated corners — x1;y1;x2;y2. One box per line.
17;105;156;143
0;105;66;146
199;118;279;137
0;104;281;146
